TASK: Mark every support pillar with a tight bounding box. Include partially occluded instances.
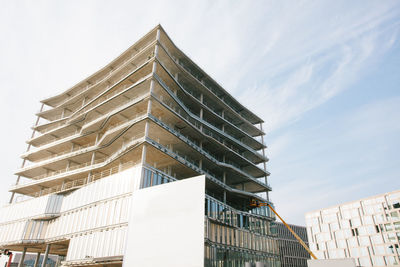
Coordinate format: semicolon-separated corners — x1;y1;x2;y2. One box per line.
223;172;227;203
33;252;41;267
141;144;147;165
259;122;269;201
41;244;51;267
17;247;27;267
144;121;149;137
147;99;152;115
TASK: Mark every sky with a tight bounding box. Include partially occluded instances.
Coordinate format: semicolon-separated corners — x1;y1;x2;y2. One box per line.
0;0;399;225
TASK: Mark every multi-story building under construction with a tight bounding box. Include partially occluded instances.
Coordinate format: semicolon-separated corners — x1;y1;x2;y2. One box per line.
0;25;280;267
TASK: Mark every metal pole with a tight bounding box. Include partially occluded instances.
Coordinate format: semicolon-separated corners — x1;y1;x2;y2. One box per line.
41;244;51;267
17;247;27;267
33;252;41;267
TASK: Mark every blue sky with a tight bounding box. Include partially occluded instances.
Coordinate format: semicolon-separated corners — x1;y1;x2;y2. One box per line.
0;0;399;224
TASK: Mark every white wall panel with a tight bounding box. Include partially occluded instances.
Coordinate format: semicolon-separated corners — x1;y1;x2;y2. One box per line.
0;221;26;244
0;194;57;224
123;175;205;267
60;164;142;212
45;165;142;239
66;226;127;261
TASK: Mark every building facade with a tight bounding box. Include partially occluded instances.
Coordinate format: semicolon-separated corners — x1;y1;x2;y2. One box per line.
305;190;400;267
274;222;310;267
0;25;280;267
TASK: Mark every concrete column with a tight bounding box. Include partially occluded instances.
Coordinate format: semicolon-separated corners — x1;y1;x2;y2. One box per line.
156;28;161;41
87;171;93;183
147;99;152;114
259;123;268;186
200;93;203;104
144;121;150;137
199;159;203;170
141;144;147;165
223;172;227;203
154;44;159;58
149;80;155;95
41;244;51;267
152;61;157;73
90;152;96;165
33;252;41;267
17;247;27;267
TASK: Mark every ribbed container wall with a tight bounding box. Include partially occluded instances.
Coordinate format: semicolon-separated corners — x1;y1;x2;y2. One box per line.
0;221;26;244
0;195;52;223
45;165;141;244
46;194;131;239
66;226;127;261
60;164;142;212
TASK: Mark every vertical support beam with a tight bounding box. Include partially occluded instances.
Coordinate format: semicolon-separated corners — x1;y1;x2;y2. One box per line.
11;103;45;203
17;247;27;267
33;252;41;267
223;172;227;204
154;44;159;58
144;121;150;138
141;144;147;165
152;61;157;74
199;159;203;170
200;93;204;104
95;133;100;145
41;244;51;267
259;122;269;200
90;152;96;165
199;108;203;132
147;99;152;115
149;79;155;95
156;27;161;41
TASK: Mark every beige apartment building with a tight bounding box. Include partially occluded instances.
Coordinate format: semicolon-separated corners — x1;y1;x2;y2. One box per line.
305;190;400;267
0;25;280;267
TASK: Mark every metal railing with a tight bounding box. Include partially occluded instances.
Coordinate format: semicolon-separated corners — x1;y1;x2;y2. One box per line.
30;160;139;198
18;134;144;184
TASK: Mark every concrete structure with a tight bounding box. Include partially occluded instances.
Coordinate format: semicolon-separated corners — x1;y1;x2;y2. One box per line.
305;190;400;267
274;222;310;267
0;25;280;267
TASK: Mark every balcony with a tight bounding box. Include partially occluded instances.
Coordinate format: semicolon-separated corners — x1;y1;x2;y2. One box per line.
155;52;264;140
153;74;267;163
145;136;269;193
148;114;269;185
12;135;145;194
